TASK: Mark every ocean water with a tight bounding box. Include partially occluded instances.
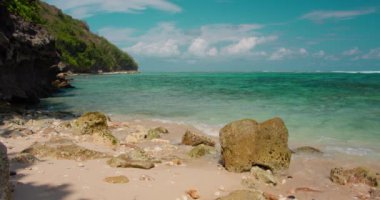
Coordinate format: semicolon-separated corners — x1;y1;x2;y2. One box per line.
41;72;380;151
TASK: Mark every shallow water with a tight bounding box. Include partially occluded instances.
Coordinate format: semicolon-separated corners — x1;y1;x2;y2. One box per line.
41;72;380;152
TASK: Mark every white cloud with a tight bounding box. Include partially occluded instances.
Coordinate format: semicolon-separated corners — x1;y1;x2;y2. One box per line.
301;8;376;22
299;48;308;55
46;0;182;18
222;37;258;55
342;47;360;56
268;47;310;60
188;38;212;57
361;48;380;60
197;24;263;43
126;39;180;57
207;48;218;57
269;48;294;60
313;50;325;57
112;22;276;58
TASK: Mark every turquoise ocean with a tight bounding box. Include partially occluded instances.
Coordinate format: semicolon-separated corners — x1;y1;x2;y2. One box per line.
41;72;380;155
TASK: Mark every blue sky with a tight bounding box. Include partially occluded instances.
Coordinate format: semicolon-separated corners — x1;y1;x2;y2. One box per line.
45;0;380;72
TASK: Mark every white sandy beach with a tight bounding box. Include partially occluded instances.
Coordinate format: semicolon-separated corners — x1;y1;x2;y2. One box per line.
1;112;379;200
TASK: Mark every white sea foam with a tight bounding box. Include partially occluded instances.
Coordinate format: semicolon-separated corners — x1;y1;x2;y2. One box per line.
192;123;223;136
330;71;380;74
325;146;374;156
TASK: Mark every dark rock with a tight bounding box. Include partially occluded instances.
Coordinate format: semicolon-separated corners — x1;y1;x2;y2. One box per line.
293;146;323;155
0;5;64;104
0;141;11;200
219;118;291;173
182;130;215;147
330;167;378;187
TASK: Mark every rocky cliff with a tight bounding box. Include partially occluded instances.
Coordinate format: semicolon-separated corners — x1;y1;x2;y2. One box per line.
0;0;137;103
0;4;62;103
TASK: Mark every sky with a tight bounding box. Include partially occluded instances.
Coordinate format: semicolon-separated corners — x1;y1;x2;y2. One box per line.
44;0;380;72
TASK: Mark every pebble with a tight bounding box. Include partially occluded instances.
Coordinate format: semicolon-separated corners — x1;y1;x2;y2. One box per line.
218;185;225;191
186;189;200;199
282;179;286;184
214;191;221;196
77;163;85;167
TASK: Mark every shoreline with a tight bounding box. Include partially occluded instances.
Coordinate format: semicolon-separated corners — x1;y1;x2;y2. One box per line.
68;70;140;77
1;109;379;199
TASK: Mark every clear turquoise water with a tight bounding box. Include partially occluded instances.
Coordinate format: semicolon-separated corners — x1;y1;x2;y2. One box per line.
41;72;380;151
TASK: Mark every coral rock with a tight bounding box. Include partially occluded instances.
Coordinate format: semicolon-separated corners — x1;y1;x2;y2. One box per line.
220;118;291;172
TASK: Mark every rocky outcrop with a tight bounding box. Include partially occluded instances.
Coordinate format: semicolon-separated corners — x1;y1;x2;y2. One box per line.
72;112;118;146
216;190;266;200
182;130;215;147
330;167;378;187
0;5;63;103
0;142;10;200
220;118;291;173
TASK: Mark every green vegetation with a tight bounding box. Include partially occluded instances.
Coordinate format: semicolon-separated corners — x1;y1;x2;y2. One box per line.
3;0;138;72
3;0;42;23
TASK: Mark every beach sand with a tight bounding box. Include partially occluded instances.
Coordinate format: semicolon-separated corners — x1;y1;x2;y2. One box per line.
1;112;379;200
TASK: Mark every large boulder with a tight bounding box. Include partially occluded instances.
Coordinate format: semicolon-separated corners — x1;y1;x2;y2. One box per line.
72;112;118;145
0;142;10;200
220;118;291;172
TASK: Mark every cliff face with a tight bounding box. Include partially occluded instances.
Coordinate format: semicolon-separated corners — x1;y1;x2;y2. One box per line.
0;0;137;103
0;5;61;103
